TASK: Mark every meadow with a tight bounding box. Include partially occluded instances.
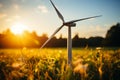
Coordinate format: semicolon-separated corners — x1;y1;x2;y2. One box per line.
0;47;120;80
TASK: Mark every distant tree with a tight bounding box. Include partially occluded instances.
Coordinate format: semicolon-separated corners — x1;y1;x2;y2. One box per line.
104;23;120;46
87;36;104;47
59;34;63;39
3;29;13;36
31;31;38;38
57;37;67;47
72;34;104;47
73;33;79;40
40;33;48;47
73;33;80;47
46;36;57;47
72;33;87;47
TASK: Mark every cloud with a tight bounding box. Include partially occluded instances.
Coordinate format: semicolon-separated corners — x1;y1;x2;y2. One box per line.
37;5;48;13
0;13;7;19
5;15;21;22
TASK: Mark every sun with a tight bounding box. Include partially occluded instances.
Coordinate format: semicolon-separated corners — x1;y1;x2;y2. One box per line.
11;23;28;35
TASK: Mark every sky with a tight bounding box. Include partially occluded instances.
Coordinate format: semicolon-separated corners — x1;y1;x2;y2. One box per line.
0;0;120;38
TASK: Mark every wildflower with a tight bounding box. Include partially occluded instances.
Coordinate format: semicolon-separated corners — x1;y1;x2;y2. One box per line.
73;59;88;80
28;73;34;80
59;50;62;53
74;63;88;77
96;47;102;50
12;62;24;69
11;71;24;79
73;58;83;66
98;66;102;80
45;72;52;80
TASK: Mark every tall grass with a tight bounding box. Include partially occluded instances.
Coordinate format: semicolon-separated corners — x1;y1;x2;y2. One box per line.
0;48;120;80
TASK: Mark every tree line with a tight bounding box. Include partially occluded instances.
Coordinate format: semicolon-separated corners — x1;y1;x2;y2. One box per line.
0;23;120;48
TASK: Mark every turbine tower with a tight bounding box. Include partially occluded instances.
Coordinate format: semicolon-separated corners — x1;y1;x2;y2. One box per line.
41;0;101;67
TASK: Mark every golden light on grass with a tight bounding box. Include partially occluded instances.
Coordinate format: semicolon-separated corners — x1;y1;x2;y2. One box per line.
12;62;24;69
10;22;28;35
73;59;88;80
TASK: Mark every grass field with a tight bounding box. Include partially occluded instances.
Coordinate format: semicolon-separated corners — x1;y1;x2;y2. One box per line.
0;48;120;80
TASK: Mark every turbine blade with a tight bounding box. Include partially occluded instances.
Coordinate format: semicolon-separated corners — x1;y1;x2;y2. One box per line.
67;15;102;23
50;0;65;23
41;25;64;48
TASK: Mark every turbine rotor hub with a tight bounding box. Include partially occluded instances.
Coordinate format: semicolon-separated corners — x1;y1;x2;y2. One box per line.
64;22;76;27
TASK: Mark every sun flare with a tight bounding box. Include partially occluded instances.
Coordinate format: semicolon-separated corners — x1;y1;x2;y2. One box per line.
11;23;28;35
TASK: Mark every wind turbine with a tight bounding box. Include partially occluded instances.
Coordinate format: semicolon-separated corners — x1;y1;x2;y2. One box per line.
41;0;102;67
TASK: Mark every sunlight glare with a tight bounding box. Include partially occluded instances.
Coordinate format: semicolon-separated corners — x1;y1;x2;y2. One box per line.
11;23;28;35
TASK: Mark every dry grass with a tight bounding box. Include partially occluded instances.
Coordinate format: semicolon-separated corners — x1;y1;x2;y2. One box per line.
0;48;120;80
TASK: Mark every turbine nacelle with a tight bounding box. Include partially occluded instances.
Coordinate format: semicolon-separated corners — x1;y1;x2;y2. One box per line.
64;22;76;27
